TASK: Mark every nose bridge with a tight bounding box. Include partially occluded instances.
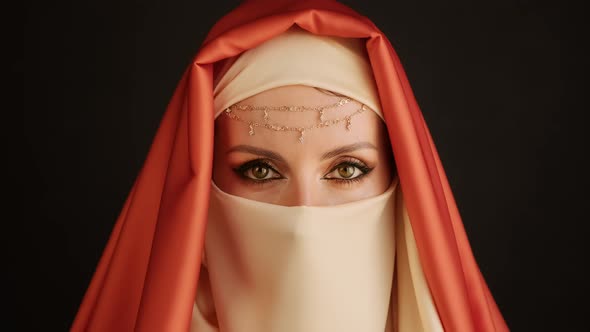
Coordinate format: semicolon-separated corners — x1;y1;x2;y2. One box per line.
281;173;317;207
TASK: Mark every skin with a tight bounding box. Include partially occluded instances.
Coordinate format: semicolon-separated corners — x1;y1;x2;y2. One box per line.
213;85;394;206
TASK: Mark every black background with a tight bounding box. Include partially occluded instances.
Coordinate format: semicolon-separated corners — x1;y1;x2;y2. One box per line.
23;0;588;331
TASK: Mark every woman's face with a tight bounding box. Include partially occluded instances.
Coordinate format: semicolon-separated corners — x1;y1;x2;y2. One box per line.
213;85;393;206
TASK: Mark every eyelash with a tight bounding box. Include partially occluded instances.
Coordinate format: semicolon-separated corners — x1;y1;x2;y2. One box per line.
233;157;374;186
233;159;283;185
324;157;373;186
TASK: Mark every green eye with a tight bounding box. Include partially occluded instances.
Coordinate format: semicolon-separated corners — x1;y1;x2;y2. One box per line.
324;159;373;182
251;165;270;179
337;165;356;178
234;160;282;182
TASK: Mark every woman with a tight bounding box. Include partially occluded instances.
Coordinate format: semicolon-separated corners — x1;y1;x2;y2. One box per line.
71;1;508;331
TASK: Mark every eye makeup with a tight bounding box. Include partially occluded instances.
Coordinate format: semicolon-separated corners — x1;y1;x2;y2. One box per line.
322;156;374;186
233;159;284;185
232;156;375;187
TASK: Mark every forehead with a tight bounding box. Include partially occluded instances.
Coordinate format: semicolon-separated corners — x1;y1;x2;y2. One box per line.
215;85;385;153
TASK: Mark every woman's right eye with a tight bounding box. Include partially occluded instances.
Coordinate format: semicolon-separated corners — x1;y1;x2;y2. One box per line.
234;160;282;182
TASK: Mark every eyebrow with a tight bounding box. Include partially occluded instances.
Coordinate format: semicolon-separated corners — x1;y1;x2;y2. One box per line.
227;141;377;163
227;145;287;164
320;142;377;161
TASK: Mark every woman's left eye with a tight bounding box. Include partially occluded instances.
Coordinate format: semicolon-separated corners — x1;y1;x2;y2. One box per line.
324;161;371;180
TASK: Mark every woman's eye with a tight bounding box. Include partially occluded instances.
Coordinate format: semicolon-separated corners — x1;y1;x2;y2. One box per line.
235;160;282;181
248;165;272;179
325;163;365;180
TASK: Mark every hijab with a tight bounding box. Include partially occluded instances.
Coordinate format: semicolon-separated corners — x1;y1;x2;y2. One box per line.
71;1;508;331
190;26;441;332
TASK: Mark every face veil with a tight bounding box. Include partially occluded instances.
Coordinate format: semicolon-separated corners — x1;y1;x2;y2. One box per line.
70;1;509;331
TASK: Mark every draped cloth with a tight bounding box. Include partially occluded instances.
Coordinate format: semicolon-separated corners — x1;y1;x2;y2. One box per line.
71;1;509;331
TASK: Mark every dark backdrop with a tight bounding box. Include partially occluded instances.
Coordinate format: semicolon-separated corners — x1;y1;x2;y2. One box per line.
23;0;587;331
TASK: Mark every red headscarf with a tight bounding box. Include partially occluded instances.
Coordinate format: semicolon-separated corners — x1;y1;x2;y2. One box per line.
71;1;508;331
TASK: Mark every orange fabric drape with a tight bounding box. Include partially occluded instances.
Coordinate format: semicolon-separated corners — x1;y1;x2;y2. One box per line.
71;1;508;331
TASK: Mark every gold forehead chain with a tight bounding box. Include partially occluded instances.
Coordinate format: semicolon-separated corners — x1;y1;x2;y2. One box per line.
223;98;367;143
